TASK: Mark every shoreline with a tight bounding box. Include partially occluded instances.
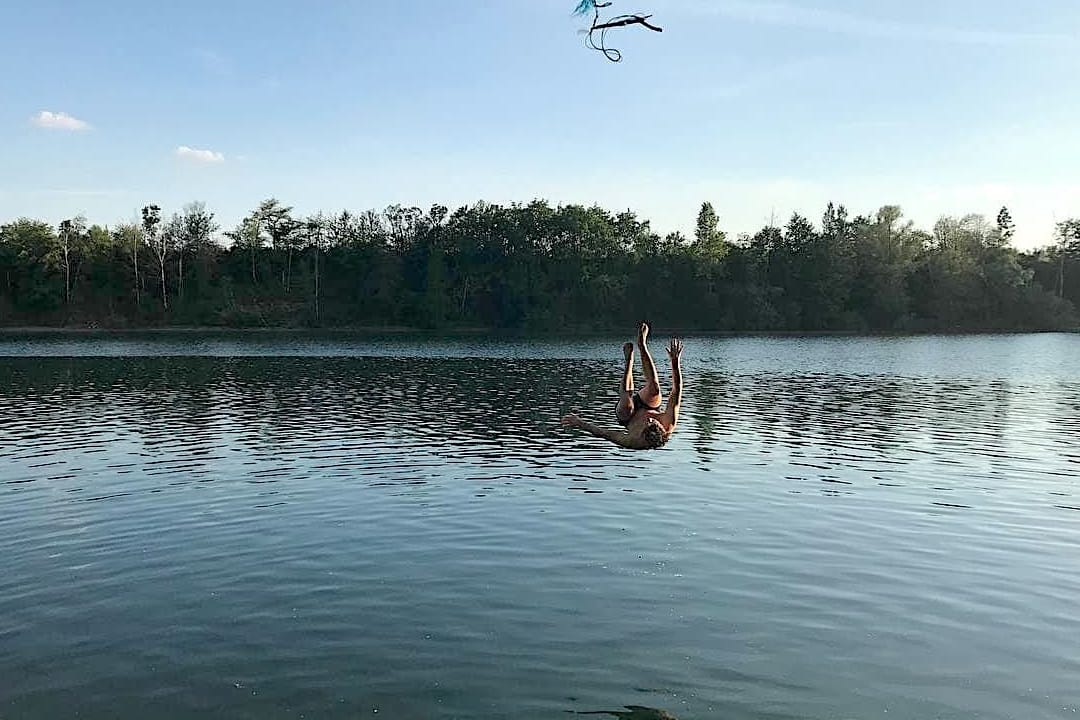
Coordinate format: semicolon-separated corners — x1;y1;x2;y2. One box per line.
0;325;1074;338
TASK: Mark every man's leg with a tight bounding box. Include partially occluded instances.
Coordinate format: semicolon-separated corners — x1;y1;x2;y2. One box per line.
637;322;663;408
616;342;635;424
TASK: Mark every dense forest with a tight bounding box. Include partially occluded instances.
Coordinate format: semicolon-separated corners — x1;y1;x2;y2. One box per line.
1;199;1078;332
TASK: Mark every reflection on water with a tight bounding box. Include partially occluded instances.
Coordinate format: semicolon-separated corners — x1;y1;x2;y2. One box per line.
571;705;678;719
1;334;1079;720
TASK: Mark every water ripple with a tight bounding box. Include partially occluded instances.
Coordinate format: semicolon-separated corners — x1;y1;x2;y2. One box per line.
1;335;1079;719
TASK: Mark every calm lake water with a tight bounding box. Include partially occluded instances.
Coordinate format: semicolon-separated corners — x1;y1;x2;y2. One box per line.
1;331;1078;720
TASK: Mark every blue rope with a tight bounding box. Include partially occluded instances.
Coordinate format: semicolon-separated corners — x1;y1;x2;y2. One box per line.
573;0;595;16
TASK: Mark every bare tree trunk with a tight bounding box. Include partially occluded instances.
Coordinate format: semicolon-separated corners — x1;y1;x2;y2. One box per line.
70;259;82;300
132;238;141;307
177;253;184;301
1060;251;1066;299
63;243;71;306
157;242;169;311
286;247;293;294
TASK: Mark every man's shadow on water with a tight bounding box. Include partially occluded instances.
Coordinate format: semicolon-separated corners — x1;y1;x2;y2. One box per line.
566;706;677;719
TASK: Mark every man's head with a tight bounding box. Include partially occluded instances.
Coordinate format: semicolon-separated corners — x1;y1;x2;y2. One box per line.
640;419;668;449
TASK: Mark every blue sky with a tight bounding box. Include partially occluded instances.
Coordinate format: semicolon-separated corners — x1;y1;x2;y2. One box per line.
2;0;1078;248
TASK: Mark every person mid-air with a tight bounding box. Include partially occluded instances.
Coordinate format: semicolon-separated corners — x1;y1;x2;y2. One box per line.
562;323;683;449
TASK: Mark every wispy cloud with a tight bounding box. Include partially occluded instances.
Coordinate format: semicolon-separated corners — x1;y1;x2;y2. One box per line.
175;145;225;164
685;0;1073;46
32;111;91;131
40;189;130;197
706;57;833;99
0;188;129;198
192;48;232;76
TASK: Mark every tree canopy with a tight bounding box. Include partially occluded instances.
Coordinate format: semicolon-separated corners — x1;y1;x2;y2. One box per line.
0;199;1075;332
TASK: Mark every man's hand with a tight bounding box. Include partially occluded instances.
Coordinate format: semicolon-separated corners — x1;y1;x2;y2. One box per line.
561;413;583;429
662;338;684;430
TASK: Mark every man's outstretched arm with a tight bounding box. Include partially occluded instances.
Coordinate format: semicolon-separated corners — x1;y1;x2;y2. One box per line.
561;414;637;448
662;338;683;427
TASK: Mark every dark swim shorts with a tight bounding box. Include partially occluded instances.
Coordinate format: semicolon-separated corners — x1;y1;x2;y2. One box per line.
618;392;662;426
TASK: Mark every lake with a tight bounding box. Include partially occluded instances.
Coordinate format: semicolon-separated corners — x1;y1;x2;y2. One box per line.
1;331;1078;720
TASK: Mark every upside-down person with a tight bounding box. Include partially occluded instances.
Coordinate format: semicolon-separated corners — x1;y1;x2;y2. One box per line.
562;323;683;450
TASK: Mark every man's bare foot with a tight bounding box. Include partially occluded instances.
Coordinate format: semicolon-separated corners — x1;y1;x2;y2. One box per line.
637;321;650;347
623;342;634;360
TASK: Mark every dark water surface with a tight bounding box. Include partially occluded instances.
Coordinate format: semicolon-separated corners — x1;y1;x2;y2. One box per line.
1;332;1078;720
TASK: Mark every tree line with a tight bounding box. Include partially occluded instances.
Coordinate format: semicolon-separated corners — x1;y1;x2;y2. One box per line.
1;199;1078;332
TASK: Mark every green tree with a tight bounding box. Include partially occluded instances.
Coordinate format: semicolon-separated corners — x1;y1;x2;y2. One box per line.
1054;218;1080;300
226;214;264;286
305;213;326;325
112;223;145;310
848;206;920;330
996;206;1016;244
176;202;218;302
141;205;169;311
0;219;61;319
256;198;299;292
55;216;87;308
1;196;1076;331
693;201;728;260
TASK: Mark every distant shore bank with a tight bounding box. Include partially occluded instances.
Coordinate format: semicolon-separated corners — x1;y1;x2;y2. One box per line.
1;325;1074;337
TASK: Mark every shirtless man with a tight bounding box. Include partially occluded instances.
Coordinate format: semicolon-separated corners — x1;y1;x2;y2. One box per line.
561;323;683;449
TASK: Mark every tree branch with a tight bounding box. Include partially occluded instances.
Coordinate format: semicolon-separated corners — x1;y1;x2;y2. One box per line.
593;14;663;32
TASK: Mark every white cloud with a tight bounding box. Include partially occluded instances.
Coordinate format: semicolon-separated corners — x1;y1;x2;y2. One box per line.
682;0;1073;46
32;111;90;131
175;145;225;164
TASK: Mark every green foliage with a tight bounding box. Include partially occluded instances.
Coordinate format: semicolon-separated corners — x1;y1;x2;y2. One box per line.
1059;219;1080;255
997;206;1016;244
0;200;1075;331
1019;218;1080;311
0;219;63;319
693;202;728;260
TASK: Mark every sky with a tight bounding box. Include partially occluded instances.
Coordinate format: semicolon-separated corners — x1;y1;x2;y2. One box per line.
2;0;1078;249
